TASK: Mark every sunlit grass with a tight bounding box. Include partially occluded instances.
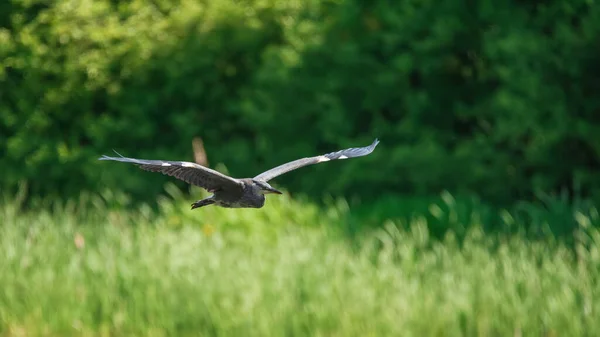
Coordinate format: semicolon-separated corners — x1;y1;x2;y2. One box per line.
1;187;599;336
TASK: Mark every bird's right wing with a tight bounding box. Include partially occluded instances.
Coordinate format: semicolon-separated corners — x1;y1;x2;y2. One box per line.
99;153;243;193
253;139;379;182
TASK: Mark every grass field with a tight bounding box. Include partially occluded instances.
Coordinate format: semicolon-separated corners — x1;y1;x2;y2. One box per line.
1;187;599;336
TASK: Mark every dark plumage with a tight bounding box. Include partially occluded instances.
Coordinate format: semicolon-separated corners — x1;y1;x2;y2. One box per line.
99;139;379;209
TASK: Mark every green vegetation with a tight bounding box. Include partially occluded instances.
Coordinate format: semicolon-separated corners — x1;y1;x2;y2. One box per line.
2;0;600;334
1;188;599;336
2;0;600;204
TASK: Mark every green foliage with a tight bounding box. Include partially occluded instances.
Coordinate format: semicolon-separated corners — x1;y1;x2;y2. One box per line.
1;193;600;336
249;0;600;202
1;0;316;200
1;0;600;205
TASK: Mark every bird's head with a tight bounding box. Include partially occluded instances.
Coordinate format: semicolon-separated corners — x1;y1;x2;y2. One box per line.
252;179;282;195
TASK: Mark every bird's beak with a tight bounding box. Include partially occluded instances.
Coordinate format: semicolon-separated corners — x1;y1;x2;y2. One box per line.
265;187;282;195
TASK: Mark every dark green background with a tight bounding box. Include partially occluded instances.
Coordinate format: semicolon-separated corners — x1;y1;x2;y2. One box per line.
2;0;599;206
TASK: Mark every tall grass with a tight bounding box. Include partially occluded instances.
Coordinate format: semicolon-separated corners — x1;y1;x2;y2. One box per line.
1;186;599;336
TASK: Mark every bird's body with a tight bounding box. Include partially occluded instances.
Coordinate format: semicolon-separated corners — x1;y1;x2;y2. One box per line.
204;179;267;209
100;139;379;209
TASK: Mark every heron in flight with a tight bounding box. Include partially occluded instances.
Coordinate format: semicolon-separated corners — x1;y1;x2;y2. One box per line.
99;139;379;209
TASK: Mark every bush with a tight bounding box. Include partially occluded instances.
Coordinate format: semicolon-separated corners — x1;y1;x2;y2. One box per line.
1;0;321;200
1;0;600;205
246;0;600;203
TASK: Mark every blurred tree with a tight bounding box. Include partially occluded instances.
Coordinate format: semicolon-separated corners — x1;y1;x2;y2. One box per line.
245;0;600;203
0;0;599;206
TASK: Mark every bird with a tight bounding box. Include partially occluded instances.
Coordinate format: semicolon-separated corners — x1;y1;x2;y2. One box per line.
99;139;379;209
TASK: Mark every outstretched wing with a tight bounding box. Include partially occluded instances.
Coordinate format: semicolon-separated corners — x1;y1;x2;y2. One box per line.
99;152;243;193
253;139;379;182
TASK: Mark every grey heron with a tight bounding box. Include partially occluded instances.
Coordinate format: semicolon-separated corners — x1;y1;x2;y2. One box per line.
99;139;379;209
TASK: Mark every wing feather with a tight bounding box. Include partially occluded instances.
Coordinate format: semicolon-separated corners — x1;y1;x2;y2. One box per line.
253;139;379;182
99;153;243;193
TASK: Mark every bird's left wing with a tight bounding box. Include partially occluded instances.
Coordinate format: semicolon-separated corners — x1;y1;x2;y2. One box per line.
99;153;243;193
253;139;379;182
